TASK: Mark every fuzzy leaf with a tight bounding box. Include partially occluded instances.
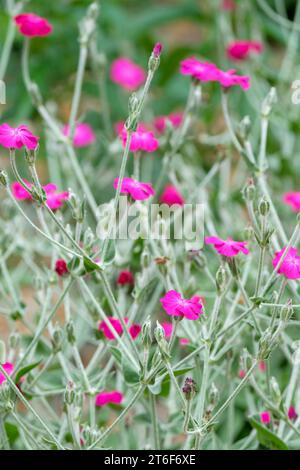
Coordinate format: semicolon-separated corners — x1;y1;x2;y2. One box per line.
249;416;288;450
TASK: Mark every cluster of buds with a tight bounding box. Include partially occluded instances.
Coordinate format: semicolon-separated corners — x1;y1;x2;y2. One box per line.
182;377;198;400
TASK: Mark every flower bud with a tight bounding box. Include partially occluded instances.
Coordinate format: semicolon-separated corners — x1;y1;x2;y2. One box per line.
64;381;75;405
0;170;8;187
280;300;293;323
148;43;162;72
66;320;76;345
128;93;139;114
51;324;64;354
216;265;227;294
141;317;152;348
270;376;281;404
182;377;198;400
261;87;277;117
9;332;20;350
238;115;251;141
154;321;170;360
208;382;219;407
258;329;273;360
82;426;101;447
258;197;270;217
243;179;256;201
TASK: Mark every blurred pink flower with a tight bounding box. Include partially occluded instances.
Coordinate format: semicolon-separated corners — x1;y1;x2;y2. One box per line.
98;316;141;341
95;391;123;407
153;42;163;58
117;270;134;285
162;322;173;338
0;362;14;385
180;57;250;90
221;0;236;10
43;183;69;210
283;192;300;212
63;123;96;148
160;185;184;206
216;69;251;90
0;123;39;150
205;236;249;257
154;113;183;133
179;338;190;346
14;13;53;37
180;57;219;82
160;290;203;320
114;177;155;201
120;127;159;153
110;58;146;91
226;40;263;61
288;406;297;420
272;247;300;280
11;181;69;210
258;361;266;373
260;411;271;425
238;369;246;379
55;259;69;277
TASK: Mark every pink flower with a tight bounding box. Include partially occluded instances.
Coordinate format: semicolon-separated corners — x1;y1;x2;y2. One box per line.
179;338;190;346
221;0;236;10
154;112;183;134
11;181;32;200
283;192;300;212
260;411;271;425
216;69;251;90
43;183;69;210
180;57;250;90
160;185;184;206
117;270;134;285
11;181;69;210
180;57;220;82
226;40;263;61
162;322;173;338
272;247;300;280
153;42;163;58
98;317;141;341
128;323;141;340
110;58;146;91
258;361;266;373
288;406;298;420
238;369;246;379
120;127;159;153
205;236;249;257
98;317;123;340
114;177;155;201
95;391;123;407
14;13;53;37
55;259;69;277
0;362;14;385
0;123;39;150
160;290;203;320
63;123;96;148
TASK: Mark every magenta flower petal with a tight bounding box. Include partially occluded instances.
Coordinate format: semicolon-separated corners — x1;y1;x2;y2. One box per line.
160;290;203;320
110;58;146;91
160;185;184;206
283;192;300;212
0;362;14;385
63;123;96;148
0;123;39;150
95;390;123;407
114;177;155;201
260;411;271;425
272;247;300;280
14;13;53;37
205;236;249;257
226;40;263;61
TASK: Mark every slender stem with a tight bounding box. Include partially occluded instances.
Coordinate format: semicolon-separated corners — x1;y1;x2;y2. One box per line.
68;43;88;141
0;365;65;449
150;393;160;449
0;14;16;81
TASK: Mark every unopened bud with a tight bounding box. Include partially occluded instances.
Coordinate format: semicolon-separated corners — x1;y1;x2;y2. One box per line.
280;300;293;323
9;332;20;350
51;324;64;353
0;170;8;187
154;321;170;359
261;87;277;117
270;376;281;404
216;265;227;294
141;317;152;348
209;382;219;407
148;43;162;72
258;329;273;360
128;93;139;114
66;320;76;344
243;179;256;201
64;381;75;406
258;198;270;217
238;115;251;141
182;377;198;400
